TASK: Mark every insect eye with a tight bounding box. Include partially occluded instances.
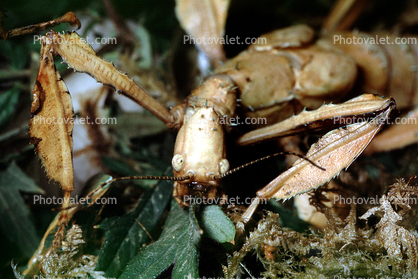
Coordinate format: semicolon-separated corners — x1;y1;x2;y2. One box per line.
219;159;230;174
172;154;184;171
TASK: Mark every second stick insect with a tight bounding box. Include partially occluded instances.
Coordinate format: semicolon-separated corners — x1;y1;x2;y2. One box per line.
30;13;395;231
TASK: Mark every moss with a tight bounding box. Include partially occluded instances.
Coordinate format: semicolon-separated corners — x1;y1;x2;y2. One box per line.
224;178;418;278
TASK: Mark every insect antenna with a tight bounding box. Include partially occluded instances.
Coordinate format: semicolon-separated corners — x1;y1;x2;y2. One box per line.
56;175;191;211
211;152;326;180
96;174;191;192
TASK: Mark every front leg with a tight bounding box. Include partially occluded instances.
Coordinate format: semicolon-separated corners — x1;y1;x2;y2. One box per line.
30;30;182;263
45;31;177;127
260;104;392;199
237;94;394;146
30;36;75;262
240;95;395;219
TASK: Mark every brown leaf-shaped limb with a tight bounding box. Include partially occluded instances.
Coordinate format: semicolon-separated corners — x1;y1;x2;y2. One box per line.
30;38;74;192
45;31;175;127
237;94;394;146
257;99;394;200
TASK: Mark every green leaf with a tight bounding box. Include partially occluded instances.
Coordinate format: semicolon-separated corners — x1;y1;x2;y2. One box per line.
9;44;27;70
119;200;201;279
199;205;235;243
101;155;141;176
0;86;20;128
0;41;28;70
0;161;44;258
96;179;173;277
100;155;164;190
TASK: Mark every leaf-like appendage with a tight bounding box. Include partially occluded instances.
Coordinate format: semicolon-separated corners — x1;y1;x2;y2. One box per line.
29;39;74;191
258;107;392;200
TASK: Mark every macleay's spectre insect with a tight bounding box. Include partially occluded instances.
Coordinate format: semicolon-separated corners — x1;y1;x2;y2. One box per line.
20;1;415;260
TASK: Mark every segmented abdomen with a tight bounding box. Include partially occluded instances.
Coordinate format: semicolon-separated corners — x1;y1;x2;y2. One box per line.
332;32;418;110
